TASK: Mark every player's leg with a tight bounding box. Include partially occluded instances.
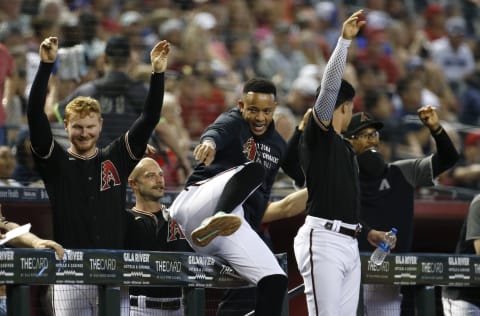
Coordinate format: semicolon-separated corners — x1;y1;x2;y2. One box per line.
190;162;265;246
53;284;97;316
441;297;480;316
339;249;361;315
363;284;402;316
203;214;287;315
170;162;264;247
294;222;359;315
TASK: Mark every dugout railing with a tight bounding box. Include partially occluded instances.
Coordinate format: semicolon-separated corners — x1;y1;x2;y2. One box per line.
1;249;480;316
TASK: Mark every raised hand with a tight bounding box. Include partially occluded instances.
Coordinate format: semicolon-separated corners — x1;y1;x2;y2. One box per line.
39;37;58;63
342;9;366;41
150;40;170;73
418;105;440;131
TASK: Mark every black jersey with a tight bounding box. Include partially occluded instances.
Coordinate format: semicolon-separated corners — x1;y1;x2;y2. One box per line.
33;138;137;249
186;108;303;229
300;115;360;224
125;206;192;298
28;62;165;249
357;158;434;252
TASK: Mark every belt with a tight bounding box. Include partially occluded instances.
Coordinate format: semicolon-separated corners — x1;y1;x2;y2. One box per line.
129;297;181;310
324;221;361;238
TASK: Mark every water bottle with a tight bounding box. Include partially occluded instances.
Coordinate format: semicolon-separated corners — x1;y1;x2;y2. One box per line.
370;228;398;265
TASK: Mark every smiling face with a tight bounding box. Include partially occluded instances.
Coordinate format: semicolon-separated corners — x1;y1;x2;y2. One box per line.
65;113;102;157
238;92;277;136
347;127;380;155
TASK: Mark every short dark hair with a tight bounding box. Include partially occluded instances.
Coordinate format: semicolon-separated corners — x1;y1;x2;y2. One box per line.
315;79;355;108
243;78;277;98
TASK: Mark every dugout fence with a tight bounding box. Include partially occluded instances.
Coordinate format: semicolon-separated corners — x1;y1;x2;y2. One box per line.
1;249;480;315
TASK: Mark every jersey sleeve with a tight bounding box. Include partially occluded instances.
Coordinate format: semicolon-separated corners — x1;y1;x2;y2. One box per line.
312;38;351;124
126;72;165;159
27;62;55;157
466;195;480;242
391;156;435;188
199;110;240;151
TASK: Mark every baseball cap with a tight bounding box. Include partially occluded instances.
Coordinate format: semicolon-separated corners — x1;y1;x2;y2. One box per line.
445;16;467;37
105;35;130;57
344;112;384;138
424;4;444;20
464;132;480;147
120;10;142;27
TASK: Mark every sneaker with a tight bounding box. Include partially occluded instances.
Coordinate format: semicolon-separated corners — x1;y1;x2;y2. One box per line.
191;212;242;247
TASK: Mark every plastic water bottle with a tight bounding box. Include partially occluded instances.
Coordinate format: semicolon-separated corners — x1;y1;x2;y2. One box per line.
370;228;398;265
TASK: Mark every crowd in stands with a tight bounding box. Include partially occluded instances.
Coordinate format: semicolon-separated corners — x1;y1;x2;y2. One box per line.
0;0;480;191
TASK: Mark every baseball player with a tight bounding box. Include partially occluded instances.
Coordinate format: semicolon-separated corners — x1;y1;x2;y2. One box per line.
168;77;304;315
442;194;480;315
27;36;169;315
125;158;192;316
344;107;459;315
293;10;389;315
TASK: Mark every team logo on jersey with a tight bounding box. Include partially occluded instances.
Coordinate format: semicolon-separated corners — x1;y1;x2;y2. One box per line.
100;160;121;191
167;220;186;242
379;178;391;191
242;137;257;161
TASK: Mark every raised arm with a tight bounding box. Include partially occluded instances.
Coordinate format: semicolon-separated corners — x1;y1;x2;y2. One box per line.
417;105;460;176
127;40;170;158
27;37;58;157
314;10;365;126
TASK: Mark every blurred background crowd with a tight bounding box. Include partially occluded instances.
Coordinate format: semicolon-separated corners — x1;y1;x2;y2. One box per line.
0;0;480;193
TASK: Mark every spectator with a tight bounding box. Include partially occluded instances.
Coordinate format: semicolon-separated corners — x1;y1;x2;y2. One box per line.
0;145;21;187
125;158;192;315
428;16;475;97
0;43;15;145
11;127;43;187
449;131;480;191
459;70;480;126
256;21;308;99
27;36;169;315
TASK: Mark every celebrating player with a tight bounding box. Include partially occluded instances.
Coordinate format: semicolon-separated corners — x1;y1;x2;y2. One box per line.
125;158;192;315
27;36;169;315
293;10;390;315
168;77;304;315
344;107;459;315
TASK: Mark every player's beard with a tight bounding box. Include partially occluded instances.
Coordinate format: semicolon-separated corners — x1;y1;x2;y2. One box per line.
72;137;97;155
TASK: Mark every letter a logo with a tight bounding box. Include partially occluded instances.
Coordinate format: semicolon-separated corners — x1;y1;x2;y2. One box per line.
379;178;391;191
100;160;121;191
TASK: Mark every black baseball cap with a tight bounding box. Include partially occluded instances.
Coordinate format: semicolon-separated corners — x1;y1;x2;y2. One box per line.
105;35;130;57
344;112;383;138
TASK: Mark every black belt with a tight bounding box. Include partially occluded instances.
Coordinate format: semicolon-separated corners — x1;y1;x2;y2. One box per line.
129;297;181;310
324;221;361;238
